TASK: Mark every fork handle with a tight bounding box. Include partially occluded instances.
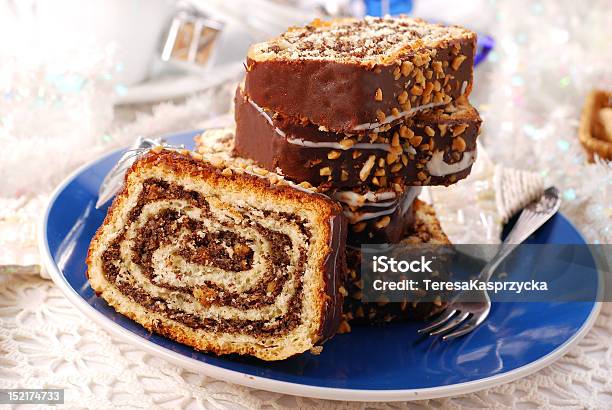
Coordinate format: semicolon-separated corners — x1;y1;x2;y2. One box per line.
479;241;519;282
479;214;536;282
478;198;556;282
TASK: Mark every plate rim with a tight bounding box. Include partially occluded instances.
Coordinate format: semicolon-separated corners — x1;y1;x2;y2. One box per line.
38;135;602;402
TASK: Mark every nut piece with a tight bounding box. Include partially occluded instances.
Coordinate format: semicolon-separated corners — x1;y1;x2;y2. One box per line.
452;55;467;71
393;66;401;80
399;125;414;139
319;166;332;176
299;181;313;189
390;163;403;173
414;68;426;86
339;138;355;149
410;85;423;96
375;216;391;229
391;132;400;147
386;147;400;164
414;53;431;67
452;124;468;136
432;61;444;76
397;90;409;105
310;346;324;355
375;88;383;101
452;136;467;152
401;61;414;77
424;126;435;137
438;124;448;136
376;109;386;123
352;222;367;233
359;155;377;181
409;135;423;147
338;320;352;334
328;150;341;160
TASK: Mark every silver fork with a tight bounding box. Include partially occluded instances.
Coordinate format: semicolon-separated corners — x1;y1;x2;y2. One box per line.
418;186;562;340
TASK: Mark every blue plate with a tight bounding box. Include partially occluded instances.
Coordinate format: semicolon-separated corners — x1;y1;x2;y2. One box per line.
40;131;601;401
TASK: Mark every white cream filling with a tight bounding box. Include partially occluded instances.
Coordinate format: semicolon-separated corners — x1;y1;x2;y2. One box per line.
333;190;397;207
344;207;396;224
248;96;421;154
248;95;441;155
248;98;287;138
426;149;476;177
286;137;393;152
352;102;445;132
342;187;421;223
400;187;422;214
249;96;394;151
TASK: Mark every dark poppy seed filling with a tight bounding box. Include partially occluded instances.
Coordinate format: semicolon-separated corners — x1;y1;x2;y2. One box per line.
100;179;311;336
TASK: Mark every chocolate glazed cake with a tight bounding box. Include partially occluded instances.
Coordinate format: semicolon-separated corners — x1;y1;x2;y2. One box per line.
333;185;421;245
235;85;481;190
87;148;347;361
196;129;421;245
342;199;450;327
245;16;476;133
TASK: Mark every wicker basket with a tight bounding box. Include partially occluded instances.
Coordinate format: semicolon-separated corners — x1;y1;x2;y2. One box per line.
579;90;612;161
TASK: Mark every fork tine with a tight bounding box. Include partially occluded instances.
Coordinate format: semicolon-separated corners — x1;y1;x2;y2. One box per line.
429;312;470;336
441;318;479;341
418;309;457;334
442;310;489;340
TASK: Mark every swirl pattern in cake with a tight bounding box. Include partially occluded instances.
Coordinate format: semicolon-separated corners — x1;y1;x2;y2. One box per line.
87;149;346;360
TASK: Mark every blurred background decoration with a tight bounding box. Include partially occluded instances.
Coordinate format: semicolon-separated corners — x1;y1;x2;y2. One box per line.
0;0;491;109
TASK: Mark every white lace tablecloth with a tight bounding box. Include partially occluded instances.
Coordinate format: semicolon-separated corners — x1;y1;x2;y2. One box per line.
1;0;611;408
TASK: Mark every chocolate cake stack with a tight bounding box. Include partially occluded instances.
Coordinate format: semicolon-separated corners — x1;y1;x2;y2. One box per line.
226;16;480;324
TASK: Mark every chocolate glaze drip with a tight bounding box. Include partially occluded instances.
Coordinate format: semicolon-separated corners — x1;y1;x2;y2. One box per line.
318;212;347;342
